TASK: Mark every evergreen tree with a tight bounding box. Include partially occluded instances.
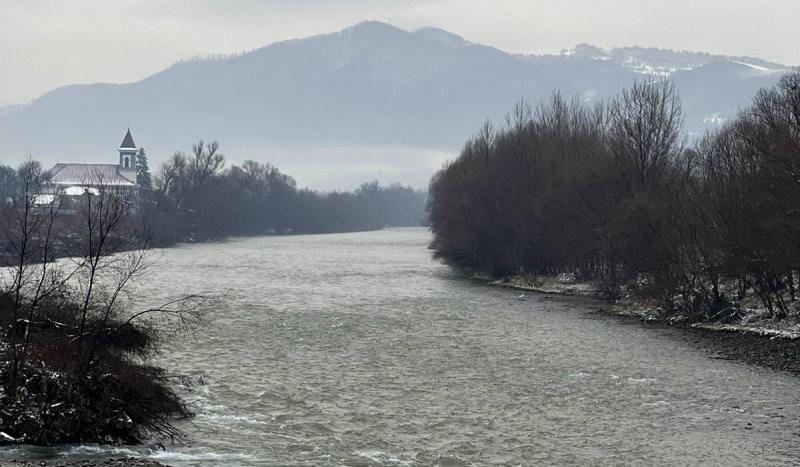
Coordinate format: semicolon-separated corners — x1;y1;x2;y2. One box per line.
136;147;153;191
0;164;19;201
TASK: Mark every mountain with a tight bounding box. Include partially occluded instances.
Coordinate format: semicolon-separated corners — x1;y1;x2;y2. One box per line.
0;21;789;189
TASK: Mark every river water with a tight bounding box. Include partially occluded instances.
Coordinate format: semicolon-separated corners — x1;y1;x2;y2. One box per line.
3;228;799;466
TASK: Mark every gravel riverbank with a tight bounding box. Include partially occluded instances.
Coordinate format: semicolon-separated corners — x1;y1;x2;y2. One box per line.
491;274;800;375
594;308;800;374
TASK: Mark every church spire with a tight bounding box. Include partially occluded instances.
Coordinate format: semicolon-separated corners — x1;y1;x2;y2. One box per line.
120;128;136;149
118;129;138;171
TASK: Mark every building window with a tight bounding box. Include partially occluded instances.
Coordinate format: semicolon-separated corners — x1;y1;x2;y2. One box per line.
124;157;130;168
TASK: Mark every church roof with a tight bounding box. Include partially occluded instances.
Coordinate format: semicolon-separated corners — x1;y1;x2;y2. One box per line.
46;163;136;187
120;129;136;149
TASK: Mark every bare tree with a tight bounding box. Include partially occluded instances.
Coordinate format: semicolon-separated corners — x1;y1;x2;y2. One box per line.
608;78;684;194
1;160;71;398
190;140;225;186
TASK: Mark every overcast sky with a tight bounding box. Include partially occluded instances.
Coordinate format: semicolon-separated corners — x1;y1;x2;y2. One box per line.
1;0;798;107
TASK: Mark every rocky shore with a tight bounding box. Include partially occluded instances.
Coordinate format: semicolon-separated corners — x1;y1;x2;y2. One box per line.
490;274;800;375
599;308;800;374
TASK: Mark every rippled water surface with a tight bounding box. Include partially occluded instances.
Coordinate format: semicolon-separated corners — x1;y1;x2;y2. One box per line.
5;228;800;465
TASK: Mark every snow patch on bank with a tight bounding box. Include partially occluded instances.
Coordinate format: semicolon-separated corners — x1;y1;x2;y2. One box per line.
490;274;800;340
489;273;600;297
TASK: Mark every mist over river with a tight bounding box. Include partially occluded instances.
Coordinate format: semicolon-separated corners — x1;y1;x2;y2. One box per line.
3;228;799;466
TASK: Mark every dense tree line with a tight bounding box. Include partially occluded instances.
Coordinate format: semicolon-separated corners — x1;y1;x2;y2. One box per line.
140;141;426;244
0;144;427;248
428;71;800;320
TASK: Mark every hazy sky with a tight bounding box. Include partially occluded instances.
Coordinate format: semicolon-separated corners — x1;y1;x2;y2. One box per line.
1;0;798;107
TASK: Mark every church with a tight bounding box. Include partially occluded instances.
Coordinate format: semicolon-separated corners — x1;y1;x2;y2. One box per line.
44;129;141;197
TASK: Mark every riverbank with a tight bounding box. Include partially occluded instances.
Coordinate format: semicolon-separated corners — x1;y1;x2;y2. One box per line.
489;274;800;374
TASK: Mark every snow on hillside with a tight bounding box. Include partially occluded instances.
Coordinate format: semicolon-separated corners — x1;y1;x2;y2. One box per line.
557;43;788;76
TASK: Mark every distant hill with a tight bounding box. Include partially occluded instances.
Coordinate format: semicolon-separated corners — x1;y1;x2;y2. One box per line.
0;104;26;119
0;21;789;189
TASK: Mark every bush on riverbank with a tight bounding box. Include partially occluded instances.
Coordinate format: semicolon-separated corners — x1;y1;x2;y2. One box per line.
0;175;206;446
0;294;191;445
428;70;800;323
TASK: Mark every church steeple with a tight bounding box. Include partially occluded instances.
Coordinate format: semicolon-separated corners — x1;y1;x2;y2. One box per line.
120;128;136;149
118;128;138;170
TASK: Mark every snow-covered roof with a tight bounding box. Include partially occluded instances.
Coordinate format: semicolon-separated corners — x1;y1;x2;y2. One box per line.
32;194;56;206
46;163;136;187
63;186;100;196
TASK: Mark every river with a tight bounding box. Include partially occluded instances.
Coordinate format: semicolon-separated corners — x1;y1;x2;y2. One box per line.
3;228;799;466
